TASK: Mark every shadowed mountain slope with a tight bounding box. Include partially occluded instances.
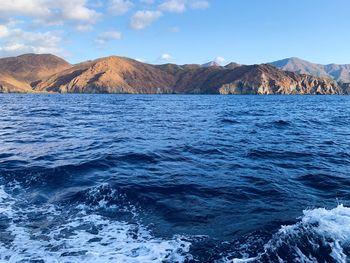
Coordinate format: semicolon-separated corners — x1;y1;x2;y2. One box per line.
0;73;32;93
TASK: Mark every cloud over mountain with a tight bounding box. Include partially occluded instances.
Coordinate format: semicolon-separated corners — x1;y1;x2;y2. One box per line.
0;24;63;57
0;0;210;60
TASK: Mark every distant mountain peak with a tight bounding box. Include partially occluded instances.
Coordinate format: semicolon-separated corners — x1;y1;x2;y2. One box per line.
201;61;221;68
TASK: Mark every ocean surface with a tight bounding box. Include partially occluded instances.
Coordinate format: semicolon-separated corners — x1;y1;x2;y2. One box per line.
0;94;349;263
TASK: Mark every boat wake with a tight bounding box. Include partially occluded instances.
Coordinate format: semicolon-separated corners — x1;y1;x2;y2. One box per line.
0;184;191;263
1;181;349;262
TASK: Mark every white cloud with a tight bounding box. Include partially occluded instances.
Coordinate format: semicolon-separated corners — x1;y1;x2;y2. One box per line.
109;0;134;16
0;0;51;18
0;0;212;57
0;25;9;38
214;56;226;65
130;10;162;29
75;24;94;32
96;31;122;46
188;0;209;9
57;0;99;22
159;53;172;61
0;0;100;25
159;0;186;13
0;27;63;57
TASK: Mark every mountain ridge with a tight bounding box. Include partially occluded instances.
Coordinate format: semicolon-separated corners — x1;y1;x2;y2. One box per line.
0;53;349;94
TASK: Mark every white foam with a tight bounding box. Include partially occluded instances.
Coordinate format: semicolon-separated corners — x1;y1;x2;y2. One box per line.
1;214;191;262
0;185;192;263
302;204;350;245
301;204;350;262
0;185;15;215
0;185;10;201
229;205;350;263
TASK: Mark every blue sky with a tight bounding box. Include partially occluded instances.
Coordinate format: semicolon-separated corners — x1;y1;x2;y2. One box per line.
0;0;349;65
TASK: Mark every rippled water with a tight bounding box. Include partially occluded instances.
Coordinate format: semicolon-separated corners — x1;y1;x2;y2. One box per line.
0;94;349;262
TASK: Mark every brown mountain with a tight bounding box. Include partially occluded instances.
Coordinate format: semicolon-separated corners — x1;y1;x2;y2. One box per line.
0;53;347;94
270;57;350;83
34;56;174;93
0;54;71;92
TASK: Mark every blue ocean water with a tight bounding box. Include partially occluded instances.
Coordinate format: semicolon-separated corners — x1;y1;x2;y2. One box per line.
0;94;349;262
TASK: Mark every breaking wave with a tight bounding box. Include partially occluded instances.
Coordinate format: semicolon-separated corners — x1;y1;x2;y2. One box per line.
227;205;350;263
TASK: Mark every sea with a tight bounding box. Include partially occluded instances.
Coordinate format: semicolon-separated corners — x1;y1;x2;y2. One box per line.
0;94;349;263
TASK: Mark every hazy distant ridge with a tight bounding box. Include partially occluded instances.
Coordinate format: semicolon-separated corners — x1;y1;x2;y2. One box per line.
270;57;350;83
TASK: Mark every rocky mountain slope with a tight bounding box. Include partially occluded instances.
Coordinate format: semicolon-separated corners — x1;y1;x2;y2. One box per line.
0;53;348;94
341;83;350;94
157;63;342;94
270;57;350;83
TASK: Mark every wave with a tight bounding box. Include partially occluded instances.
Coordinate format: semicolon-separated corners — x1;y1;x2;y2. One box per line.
272;120;290;126
227;205;350;263
0;152;161;189
246;149;313;161
221;119;241;124
254;120;292;130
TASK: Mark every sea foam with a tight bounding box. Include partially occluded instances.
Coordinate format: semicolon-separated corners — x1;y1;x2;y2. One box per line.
229;205;350;263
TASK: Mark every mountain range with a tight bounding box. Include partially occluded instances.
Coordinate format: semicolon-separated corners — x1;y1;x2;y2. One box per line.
0;54;349;94
270;57;350;83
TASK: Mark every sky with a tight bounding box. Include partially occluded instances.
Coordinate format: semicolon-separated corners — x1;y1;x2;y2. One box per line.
0;0;349;65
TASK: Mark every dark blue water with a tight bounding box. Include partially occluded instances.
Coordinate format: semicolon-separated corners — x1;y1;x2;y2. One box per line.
0;94;350;262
